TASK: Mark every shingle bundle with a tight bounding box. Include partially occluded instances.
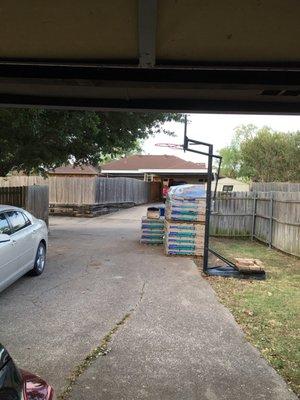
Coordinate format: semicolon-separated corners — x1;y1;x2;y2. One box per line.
140;217;164;244
164;185;206;256
165;198;206;222
164;220;205;255
165;185;206;222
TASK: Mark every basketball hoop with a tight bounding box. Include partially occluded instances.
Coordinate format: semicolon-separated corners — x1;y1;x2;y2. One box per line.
155;143;183;149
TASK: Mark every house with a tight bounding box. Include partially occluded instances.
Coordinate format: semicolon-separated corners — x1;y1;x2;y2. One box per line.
100;155;207;185
48;164;100;178
209;177;250;193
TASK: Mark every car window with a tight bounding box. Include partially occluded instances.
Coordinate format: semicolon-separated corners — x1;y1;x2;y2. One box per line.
22;212;31;227
6;211;27;233
0;213;10;235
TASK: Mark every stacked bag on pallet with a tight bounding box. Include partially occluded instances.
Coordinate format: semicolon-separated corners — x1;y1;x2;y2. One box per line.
165;185;206;222
164;185;206;256
165;220;205;255
140;217;164;244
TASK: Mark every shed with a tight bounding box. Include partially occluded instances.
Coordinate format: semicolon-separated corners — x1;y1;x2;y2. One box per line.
209;177;250;193
48;164;100;178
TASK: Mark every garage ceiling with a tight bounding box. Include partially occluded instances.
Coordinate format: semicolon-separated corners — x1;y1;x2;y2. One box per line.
0;0;300;113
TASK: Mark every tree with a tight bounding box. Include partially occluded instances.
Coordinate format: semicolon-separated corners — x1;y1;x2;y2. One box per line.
0;109;183;176
218;124;256;178
218;124;300;182
240;128;300;182
218;146;240;178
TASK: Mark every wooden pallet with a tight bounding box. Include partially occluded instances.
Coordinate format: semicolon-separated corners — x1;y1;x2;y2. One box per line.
234;258;265;273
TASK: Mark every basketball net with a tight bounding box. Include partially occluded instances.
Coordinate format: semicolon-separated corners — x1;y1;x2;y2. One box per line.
154;143;183;149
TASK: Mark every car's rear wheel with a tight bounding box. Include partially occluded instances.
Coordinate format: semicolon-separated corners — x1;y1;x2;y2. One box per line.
30;242;46;276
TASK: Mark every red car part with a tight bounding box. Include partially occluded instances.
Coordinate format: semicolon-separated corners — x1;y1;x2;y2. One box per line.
21;370;54;400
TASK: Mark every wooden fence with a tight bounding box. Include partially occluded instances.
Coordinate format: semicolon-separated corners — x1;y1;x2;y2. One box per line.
49;176;96;204
0;176;151;217
210;191;300;257
0;176;150;205
250;182;300;192
26;185;49;226
0;176;47;187
95;177;150;205
0;185;49;225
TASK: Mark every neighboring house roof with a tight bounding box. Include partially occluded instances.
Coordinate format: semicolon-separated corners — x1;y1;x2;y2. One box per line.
49;164;99;175
101;155;206;174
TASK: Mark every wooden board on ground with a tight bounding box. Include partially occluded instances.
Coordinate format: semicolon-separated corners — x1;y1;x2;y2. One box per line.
234;258;265;273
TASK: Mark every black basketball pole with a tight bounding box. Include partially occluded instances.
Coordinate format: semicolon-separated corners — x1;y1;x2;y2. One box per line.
183;132;265;280
183;133;215;272
203;143;213;272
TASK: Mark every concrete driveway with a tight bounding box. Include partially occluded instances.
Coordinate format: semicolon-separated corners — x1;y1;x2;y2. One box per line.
0;205;296;399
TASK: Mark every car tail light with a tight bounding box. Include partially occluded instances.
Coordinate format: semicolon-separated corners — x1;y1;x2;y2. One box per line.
23;375;53;400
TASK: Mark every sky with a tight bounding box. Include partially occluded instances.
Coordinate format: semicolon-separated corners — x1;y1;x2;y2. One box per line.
142;114;300;164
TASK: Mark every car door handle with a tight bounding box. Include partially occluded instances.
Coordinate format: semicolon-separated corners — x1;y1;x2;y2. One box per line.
11;239;17;246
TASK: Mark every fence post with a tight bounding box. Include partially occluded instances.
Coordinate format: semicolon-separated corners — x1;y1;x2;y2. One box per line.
23;186;28;210
251;193;257;240
268;193;274;248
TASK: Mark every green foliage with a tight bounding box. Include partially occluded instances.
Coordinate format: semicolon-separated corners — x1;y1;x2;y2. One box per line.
218;124;257;178
218;124;300;182
0;109;183;176
240;128;300;182
218;146;240;178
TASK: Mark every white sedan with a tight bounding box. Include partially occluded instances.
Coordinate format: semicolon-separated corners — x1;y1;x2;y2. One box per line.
0;205;48;293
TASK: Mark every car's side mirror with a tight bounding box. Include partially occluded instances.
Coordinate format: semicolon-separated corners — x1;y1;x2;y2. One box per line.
0;234;11;243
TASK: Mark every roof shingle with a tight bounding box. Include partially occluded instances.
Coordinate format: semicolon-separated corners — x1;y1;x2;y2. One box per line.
101;155;206;171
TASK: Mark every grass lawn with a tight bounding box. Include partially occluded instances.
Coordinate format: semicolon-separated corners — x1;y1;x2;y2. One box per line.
207;238;300;396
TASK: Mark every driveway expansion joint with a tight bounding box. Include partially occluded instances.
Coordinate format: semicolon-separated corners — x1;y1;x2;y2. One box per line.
58;281;146;400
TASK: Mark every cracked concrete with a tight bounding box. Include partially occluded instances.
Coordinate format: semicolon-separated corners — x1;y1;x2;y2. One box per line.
58;312;132;400
0;205;296;399
58;281;146;400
